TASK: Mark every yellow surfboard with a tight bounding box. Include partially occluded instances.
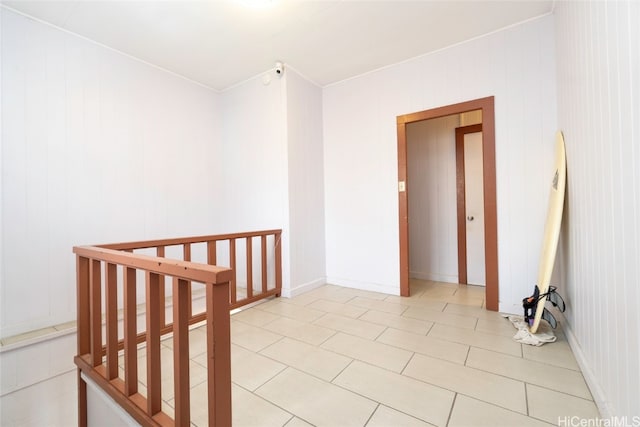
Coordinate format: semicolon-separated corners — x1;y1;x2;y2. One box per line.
529;132;567;333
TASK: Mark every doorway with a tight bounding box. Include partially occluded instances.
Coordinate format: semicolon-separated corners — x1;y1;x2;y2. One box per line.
456;123;486;286
397;96;498;311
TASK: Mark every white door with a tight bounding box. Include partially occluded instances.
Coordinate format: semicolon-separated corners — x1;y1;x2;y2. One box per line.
464;132;486;286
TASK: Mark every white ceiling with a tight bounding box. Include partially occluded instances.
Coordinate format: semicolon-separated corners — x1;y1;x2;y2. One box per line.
2;0;554;91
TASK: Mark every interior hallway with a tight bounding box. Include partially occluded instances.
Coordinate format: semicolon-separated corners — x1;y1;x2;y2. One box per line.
0;281;599;426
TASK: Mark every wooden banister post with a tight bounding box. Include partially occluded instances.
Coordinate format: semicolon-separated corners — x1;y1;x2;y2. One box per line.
246;237;253;299
89;260;102;367
275;232;282;295
183;243;193;318
261;236;268;293
173;277;191;424
156;246;166;328
206;281;232;426
146;272;162;416
229;239;237;304
105;263;118;380
76;256;91;358
123;267;138;396
76;256;90;427
77;370;87;427
207;240;217;265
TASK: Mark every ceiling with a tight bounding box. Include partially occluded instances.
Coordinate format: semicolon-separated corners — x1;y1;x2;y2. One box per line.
2;0;554;91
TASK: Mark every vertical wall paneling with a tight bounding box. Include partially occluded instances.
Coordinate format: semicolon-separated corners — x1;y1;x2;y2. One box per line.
406;115;460;283
218;71;290;292
285;69;327;296
0;6;4;337
0;8;223;338
554;0;640;418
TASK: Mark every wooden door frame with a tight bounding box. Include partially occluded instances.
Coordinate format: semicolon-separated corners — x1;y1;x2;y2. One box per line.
456;123;483;285
397;96;498;311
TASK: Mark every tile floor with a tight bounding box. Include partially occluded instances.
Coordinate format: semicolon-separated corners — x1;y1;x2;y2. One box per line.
0;280;600;426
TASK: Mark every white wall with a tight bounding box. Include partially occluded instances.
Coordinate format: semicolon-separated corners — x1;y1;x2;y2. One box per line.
285;69;327;296
0;7;4;344
324;14;557;307
0;8;223;338
406;115;459;283
218;71;291;292
218;67;326;297
219;74;288;232
554;0;640;419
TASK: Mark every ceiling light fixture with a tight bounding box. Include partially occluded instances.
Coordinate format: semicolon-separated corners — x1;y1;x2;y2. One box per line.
237;0;277;9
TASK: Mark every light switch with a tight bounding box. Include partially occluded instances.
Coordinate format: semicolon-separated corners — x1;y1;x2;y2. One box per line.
398;181;406;192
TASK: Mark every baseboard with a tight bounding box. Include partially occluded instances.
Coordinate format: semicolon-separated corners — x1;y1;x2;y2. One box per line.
562;320;613;419
410;271;459;284
0;289;210;397
0;332;77;396
325;277;398;296
282;278;326;298
499;302;522;316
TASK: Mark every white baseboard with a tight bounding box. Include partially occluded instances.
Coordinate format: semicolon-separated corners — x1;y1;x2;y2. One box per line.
0;290;209;397
282;278;326;298
562;320;612;419
0;332;77;396
499;302;523;316
410;271;459;284
325;277;398;296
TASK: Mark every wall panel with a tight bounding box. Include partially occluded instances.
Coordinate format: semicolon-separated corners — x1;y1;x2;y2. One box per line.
286;69;327;295
406;115;459;283
1;9;223;337
554;0;639;418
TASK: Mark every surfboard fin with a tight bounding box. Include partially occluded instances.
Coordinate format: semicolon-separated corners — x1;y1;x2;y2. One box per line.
546;286;566;312
541;308;557;329
522;285;566;328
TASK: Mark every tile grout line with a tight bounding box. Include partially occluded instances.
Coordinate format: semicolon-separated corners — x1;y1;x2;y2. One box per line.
233;379;300;425
343;357;529;418
467;345;591;377
328;356;357;384
445;392;458;427
362;403;381;426
328;361;439;426
399;351;417;375
374;327;468;366
521;384;583;426
372;325;388;342
524;381;598;403
280;414;296;427
463;345;472;366
425;321;436;335
463;348;593;401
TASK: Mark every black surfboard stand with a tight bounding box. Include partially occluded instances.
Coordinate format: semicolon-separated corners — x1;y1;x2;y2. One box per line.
522;285;566;329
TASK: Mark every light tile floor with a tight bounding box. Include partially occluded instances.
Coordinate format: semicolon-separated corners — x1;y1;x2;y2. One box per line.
0;280;600;426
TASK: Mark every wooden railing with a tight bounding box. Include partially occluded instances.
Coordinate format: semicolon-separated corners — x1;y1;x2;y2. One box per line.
74;230;282;426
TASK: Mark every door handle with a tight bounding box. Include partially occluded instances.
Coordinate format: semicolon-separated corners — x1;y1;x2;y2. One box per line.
467;216;474;221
